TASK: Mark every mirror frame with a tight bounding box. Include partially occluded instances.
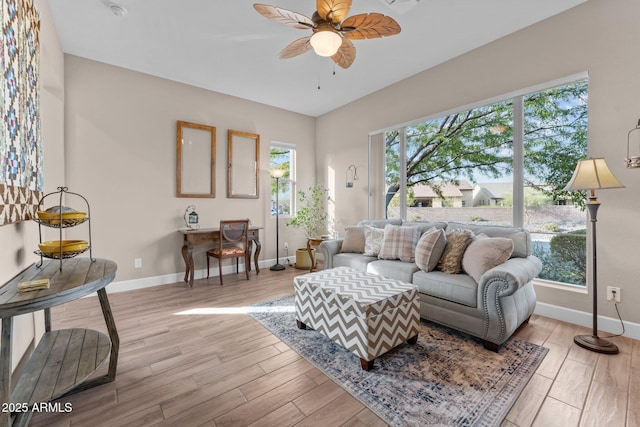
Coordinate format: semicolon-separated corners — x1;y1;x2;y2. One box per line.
176;121;216;198
227;129;260;199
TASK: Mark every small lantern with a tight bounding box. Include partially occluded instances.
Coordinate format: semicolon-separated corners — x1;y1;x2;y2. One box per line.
184;205;200;229
625;118;640;168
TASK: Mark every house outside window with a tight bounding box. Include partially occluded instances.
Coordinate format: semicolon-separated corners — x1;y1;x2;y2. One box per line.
378;76;588;287
270;142;295;217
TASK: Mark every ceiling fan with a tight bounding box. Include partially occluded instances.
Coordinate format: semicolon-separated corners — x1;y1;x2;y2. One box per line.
253;0;401;69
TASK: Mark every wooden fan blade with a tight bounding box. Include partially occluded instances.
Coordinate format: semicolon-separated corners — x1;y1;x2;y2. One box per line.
278;37;313;59
316;0;352;24
253;4;314;29
331;37;356;69
341;13;401;39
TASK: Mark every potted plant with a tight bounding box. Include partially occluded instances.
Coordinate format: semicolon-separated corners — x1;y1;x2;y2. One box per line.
288;184;329;269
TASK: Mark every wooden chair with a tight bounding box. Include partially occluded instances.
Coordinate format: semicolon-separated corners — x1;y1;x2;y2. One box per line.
206;219;250;285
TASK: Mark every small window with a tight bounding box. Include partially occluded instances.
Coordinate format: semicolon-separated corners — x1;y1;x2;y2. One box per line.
270;142;295;217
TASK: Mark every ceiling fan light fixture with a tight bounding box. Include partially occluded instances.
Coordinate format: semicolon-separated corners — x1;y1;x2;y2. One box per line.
310;29;342;57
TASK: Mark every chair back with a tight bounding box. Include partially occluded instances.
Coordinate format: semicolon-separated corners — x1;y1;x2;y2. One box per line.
219;219;249;248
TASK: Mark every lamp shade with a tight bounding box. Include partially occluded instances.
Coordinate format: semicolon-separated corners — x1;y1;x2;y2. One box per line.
310;29;342;57
270;168;286;178
563;157;624;191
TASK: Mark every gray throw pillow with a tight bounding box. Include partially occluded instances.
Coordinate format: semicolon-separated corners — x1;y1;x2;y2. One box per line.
340;226;365;253
462;233;514;282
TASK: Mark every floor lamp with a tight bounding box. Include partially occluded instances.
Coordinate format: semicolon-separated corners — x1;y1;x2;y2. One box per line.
564;157;624;354
270;169;286;271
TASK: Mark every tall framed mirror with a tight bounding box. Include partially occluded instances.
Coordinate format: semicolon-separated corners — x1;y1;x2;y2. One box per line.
228;130;260;199
176;121;216;198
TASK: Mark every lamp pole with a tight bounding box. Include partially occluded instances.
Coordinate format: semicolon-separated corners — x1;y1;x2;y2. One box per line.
270;170;285;271
564;158;624;354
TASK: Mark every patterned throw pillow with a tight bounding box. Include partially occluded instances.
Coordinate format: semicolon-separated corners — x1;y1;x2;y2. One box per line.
438;229;474;274
415;227;447;272
363;225;385;256
462;233;514;283
378;224;420;262
340;226;365;253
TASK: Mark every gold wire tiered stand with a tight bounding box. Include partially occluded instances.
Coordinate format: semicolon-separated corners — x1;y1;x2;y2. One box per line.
33;186;95;270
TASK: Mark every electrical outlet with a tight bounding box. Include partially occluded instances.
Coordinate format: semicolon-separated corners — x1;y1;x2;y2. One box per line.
283;242;289;250
607;286;621;303
134;258;142;269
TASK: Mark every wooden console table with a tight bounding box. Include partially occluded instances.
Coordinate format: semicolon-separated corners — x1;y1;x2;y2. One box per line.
0;258;119;427
179;226;262;287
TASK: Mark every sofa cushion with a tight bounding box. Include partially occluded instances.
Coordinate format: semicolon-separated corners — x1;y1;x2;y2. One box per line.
438;229;474;274
412;270;478;308
340;226;365;253
414;227;447;272
402;221;448;234
366;260;419;284
462;233;514;283
378;224;420;262
358;219;403;228
446;222;530;258
333;253;377;271
363;225;385;256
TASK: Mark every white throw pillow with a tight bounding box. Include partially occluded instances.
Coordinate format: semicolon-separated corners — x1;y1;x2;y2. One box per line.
363;225;385;257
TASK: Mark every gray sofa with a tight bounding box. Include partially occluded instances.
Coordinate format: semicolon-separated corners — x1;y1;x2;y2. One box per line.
319;219;542;351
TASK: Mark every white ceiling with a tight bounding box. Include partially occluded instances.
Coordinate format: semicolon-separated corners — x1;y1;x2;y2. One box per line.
47;0;588;117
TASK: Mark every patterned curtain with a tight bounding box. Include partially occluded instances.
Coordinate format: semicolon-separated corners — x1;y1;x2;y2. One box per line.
0;0;41;226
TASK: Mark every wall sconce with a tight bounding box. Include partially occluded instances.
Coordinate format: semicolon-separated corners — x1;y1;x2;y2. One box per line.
184;205;200;229
346;165;359;188
626;118;640;168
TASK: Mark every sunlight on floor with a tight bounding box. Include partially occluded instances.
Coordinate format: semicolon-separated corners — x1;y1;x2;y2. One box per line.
174;305;295;315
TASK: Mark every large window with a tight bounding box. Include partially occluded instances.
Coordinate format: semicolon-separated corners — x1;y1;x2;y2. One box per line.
378;77;588;286
270;142;295;217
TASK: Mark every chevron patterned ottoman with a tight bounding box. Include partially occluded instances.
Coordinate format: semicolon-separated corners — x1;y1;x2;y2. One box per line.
294;267;420;371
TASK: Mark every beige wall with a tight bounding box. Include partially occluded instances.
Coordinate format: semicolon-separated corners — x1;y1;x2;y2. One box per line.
316;0;640;323
5;0;640;365
62;55;316;282
0;0;65;370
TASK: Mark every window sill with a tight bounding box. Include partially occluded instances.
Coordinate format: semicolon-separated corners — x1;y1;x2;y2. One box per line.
533;279;588;294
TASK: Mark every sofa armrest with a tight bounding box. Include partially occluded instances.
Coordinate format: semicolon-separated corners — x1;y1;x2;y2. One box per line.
319;239;343;270
478;256;542;298
477;255;542;344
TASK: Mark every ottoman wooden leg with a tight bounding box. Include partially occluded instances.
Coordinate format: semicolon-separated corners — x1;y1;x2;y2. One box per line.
360;358;374;371
407;334;418;345
296;320;307;330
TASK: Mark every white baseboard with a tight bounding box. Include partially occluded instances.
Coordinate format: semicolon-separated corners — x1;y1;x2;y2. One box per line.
104;262;640;341
534;302;640;340
107;258;277;293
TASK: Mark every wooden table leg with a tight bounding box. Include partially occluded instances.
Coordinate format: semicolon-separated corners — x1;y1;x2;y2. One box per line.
65;288;119;394
181;243;195;287
97;288;119;382
307;239;317;272
252;238;261;275
0;317;12;427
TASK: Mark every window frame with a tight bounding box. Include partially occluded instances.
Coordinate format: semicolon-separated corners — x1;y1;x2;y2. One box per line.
270;141;296;218
369;72;589;289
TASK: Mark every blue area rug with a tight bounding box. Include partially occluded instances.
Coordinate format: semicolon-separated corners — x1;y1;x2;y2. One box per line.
249;295;547;427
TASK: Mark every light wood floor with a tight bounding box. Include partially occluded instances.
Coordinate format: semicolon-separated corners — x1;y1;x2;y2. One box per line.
26;265;639;427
